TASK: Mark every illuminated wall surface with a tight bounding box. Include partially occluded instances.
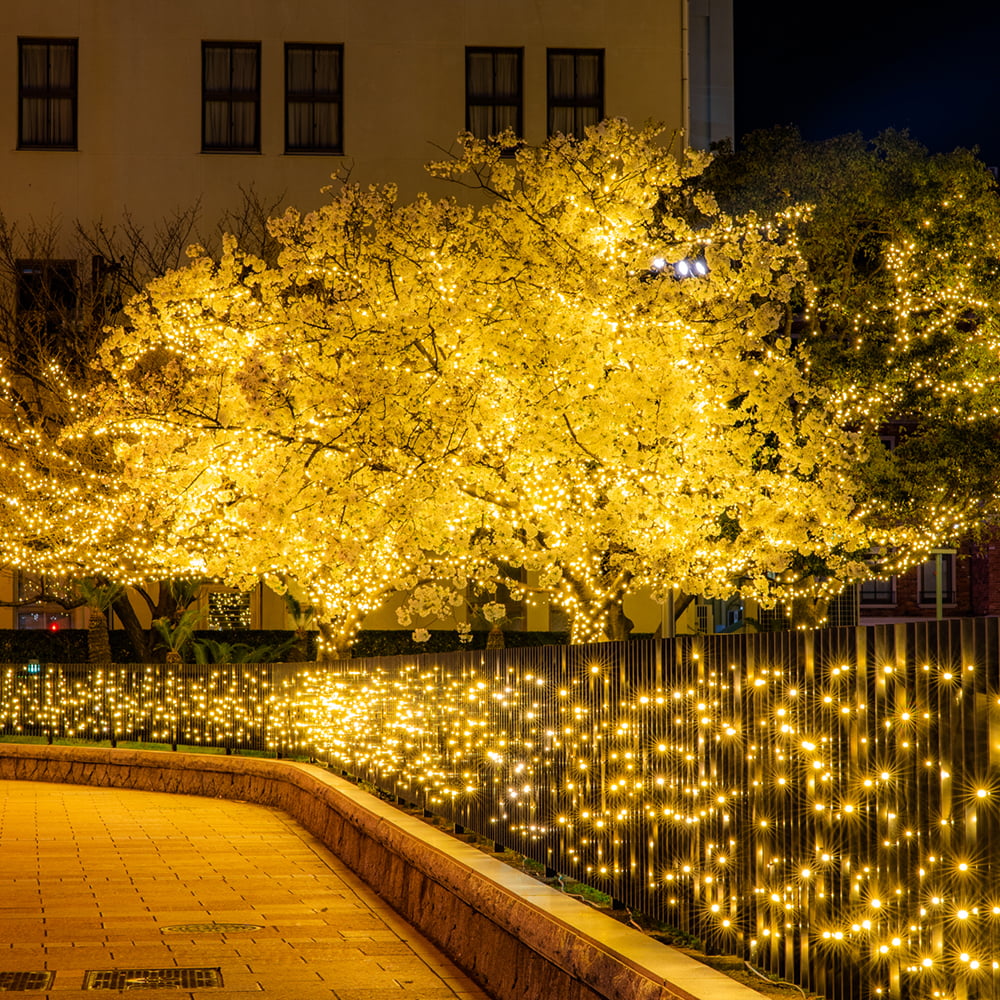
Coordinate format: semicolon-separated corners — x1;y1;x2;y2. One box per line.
5;618;1000;1000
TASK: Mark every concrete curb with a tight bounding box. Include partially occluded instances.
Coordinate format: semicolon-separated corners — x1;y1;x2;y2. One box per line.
0;745;764;1000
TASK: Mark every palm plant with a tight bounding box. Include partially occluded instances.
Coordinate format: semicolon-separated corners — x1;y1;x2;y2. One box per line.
74;578;125;664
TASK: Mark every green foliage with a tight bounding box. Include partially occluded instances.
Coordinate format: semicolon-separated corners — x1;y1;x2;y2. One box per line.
703;127;1000;572
190;634;296;664
349;629;570;658
151;607;203;660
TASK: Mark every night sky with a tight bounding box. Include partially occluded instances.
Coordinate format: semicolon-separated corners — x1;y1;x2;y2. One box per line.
735;4;1000;168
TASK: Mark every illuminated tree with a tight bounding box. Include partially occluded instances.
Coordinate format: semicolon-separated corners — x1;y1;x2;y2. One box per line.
0;197;282;659
91;121;891;644
702;128;1000;587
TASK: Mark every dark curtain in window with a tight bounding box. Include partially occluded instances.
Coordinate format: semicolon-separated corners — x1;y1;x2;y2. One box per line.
548;49;603;138
286;45;342;152
19;40;76;147
203;43;259;150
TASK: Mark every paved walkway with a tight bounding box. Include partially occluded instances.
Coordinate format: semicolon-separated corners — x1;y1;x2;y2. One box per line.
0;779;492;1000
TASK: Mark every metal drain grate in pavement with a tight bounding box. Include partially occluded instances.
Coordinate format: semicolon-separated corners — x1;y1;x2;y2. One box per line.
0;972;55;991
83;968;223;990
161;922;263;933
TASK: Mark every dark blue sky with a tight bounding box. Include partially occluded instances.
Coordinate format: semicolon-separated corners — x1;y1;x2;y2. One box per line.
735;5;1000;167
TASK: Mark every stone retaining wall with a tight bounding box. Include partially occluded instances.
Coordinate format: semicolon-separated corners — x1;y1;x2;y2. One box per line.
0;745;761;1000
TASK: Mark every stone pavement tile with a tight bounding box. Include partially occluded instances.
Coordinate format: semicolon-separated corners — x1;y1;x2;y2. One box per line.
331;990;458;1000
242;964;326;982
354;942;415;956
201;993;334;1000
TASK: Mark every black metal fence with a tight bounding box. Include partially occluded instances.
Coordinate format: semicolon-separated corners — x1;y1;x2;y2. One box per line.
299;619;1000;1000
0;662;303;754
4;620;1000;1000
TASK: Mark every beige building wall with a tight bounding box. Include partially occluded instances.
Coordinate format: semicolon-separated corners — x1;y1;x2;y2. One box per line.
1;0;712;231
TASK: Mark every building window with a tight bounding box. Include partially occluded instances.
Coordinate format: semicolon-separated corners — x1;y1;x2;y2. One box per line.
919;554;956;605
18;610;71;631
202;42;261;152
18;38;78;149
208;591;252;629
466;47;522;144
16;259;77;315
16;573;73;631
15;259;78;346
285;43;343;154
860;577;896;606
547;48;603;137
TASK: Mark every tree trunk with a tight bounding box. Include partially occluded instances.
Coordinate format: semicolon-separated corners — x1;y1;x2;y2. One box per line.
315;621;353;662
790;595;826;630
88;607;112;664
486;625;505;649
605;602;634;642
111;593;155;661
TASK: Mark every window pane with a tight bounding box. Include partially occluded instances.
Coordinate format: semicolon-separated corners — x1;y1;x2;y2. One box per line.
312;102;340;147
21;44;48;87
204;47;231;90
576;53;601;99
18;38;77;148
48;44;75;88
286;48;313;91
285;44;343;153
549;53;575;99
231;47;258;91
467;52;494;98
204;100;229;146
314;49;340;93
494;52;519;99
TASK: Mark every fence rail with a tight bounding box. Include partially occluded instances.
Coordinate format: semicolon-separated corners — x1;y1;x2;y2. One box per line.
301;619;1000;1000
0;662;303;754
3;619;1000;1000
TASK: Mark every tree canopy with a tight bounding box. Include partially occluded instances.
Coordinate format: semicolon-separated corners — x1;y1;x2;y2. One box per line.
702;127;1000;581
87;121;879;645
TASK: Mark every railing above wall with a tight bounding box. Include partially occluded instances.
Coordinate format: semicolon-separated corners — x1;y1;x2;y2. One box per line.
0;662;305;754
4;620;1000;1000
300;619;1000;1000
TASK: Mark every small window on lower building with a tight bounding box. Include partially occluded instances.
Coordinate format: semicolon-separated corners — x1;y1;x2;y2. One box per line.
918;553;956;605
18;610;71;631
16;258;77;314
207;590;252;629
860;577;896;606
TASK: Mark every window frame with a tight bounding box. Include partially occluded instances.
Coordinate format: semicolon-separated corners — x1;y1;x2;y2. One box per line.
918;553;957;606
465;46;523;148
15;258;78;316
284;42;344;155
201;40;262;153
546;47;604;138
859;577;897;607
18;37;78;150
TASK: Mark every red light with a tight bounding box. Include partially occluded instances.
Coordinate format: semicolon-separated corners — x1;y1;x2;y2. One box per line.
48;622;59;631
